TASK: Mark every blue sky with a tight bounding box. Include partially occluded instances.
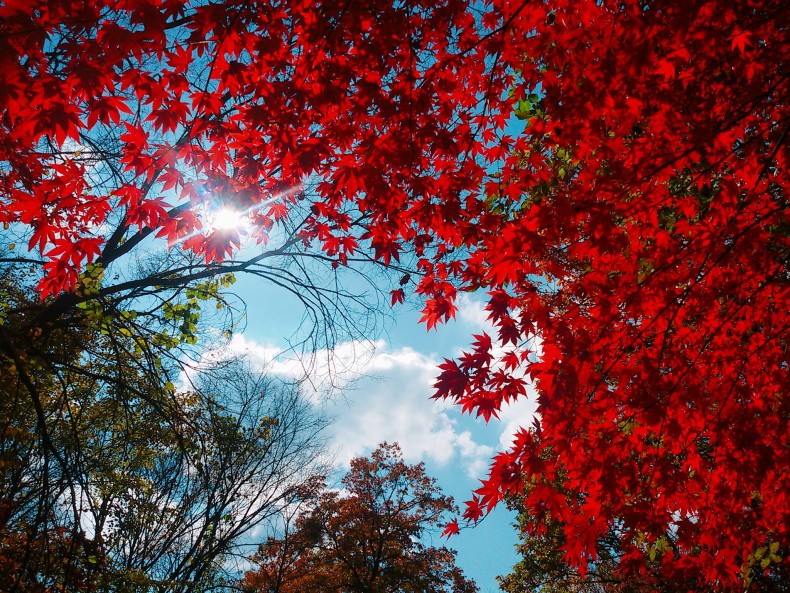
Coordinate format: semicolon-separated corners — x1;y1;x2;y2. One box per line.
220;272;538;592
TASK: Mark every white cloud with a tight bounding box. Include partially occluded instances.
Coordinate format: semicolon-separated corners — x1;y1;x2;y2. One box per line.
497;395;539;450
203;335;495;478
454;295;544;452
456;293;490;328
315;344;495;478
195;333;379;403
194;319;544;480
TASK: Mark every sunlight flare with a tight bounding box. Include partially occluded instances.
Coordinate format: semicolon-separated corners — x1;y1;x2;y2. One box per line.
209;207;249;232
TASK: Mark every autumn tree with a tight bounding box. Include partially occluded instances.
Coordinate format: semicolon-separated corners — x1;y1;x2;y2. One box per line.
500;510;790;593
431;1;789;590
0;263;328;592
498;490;669;593
1;0;788;590
243;443;477;593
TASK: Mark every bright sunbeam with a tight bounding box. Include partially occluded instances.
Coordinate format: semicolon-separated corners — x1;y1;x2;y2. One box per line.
172;183;304;249
210;208;249;232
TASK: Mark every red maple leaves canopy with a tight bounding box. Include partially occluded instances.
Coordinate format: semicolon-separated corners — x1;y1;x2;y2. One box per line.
433;1;788;589
1;0;788;589
0;0;487;303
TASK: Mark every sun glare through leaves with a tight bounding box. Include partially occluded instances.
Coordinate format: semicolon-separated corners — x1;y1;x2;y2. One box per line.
208;207;249;233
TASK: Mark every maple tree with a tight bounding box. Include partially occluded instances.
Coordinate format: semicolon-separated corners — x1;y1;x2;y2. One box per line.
498;522;645;593
0;0;788;590
498;487;672;593
431;2;789;591
500;506;790;593
243;443;477;593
